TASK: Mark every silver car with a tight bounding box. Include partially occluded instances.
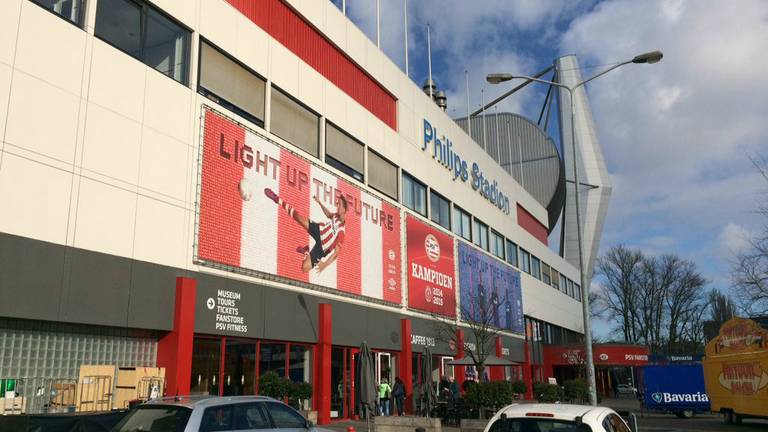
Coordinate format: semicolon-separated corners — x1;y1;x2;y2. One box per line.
111;395;330;432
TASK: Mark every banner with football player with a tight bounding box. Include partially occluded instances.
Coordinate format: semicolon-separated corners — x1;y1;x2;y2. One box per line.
196;108;402;303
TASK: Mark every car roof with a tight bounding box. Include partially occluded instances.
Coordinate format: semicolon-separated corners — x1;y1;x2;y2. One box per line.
495;403;616;424
143;395;278;409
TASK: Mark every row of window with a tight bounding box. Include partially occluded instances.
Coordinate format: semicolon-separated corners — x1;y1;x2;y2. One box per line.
38;0;581;302
402;173;582;302
525;316;583;346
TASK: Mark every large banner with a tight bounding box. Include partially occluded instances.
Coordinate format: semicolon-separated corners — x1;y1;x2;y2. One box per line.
406;216;456;317
458;242;523;334
197;109;402;303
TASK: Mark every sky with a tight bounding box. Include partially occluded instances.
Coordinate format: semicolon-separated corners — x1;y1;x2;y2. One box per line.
330;0;768;336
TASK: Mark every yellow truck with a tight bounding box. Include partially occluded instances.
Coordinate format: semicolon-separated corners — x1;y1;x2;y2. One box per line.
702;317;768;424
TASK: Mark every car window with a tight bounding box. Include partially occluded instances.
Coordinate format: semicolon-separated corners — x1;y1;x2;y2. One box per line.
607;414;630;432
201;406;233;432
233;403;272;430
488;418;591;432
112;406;192;432
265;402;307;428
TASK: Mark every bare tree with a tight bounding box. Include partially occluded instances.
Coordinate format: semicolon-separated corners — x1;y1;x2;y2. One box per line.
708;289;737;323
732;154;768;315
594;246;644;343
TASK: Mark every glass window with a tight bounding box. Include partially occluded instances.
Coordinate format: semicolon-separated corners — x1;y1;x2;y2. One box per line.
201;406;232;432
95;0;190;85
402;172;426;216
505;240;518;268
453;206;471;241
575;283;582;302
223;340;256;396
31;0;85;25
531;256;541;280
191;338;221;396
265;402;306;428
567;279;575;297
368;150;398;199
259;343;286;378
560;274;568;294
473;219;489;251
491;230;505;260
233;403;271;430
326;123;364;181
199;41;265;125
541;263;551;285
519;249;531;274
271;86;319;156
550;269;560;290
429;190;451;230
113;406;192;432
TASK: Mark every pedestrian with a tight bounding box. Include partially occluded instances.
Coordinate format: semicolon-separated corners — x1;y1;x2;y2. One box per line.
378;378;392;416
392;377;406;416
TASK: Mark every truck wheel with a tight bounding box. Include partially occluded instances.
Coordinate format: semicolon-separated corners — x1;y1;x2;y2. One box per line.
674;410;694;419
734;414;742;425
723;410;734;424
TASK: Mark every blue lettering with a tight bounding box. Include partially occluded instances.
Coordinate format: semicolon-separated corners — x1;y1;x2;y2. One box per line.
423;119;433;151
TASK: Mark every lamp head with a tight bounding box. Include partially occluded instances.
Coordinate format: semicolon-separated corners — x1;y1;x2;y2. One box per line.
632;50;663;64
486;73;514;84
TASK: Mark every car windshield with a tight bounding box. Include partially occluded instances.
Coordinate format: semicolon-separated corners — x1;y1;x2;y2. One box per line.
489;418;592;432
112;405;192;432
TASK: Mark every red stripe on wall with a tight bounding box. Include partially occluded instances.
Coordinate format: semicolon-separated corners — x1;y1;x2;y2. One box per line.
226;0;398;130
335;183;361;295
277;149;312;283
517;204;549;245
198;111;245;267
381;200;401;304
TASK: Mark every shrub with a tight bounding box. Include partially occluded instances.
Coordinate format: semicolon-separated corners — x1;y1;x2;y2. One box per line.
563;379;588;403
488;381;513;409
258;371;290;399
534;382;563;403
512;380;527;395
288;381;313;410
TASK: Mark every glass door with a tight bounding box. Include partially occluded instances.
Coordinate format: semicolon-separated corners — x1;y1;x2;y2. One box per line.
223;339;256;396
190;337;221;395
331;347;357;419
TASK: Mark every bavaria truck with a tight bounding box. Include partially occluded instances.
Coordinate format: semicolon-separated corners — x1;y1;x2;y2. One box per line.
641;364;710;418
702;317;768;425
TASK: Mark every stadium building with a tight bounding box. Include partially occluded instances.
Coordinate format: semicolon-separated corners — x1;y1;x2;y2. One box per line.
0;0;610;421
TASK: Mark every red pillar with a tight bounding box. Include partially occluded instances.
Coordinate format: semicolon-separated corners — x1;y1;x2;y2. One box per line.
157;277;197;396
400;319;413;414
316;304;332;425
455;329;465;391
490;336;504;381
523;339;534;400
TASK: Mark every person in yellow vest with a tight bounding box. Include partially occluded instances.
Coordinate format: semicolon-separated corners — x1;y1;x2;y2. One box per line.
378;378;392;416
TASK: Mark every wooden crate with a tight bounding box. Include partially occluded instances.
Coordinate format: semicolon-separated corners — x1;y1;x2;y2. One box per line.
76;365;116;412
0;396;26;414
114;367;165;409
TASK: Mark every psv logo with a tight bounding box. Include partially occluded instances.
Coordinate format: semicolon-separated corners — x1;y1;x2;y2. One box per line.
424;234;441;262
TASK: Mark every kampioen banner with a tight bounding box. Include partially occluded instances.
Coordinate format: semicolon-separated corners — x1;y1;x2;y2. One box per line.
406;216;456;317
458;242;523;333
196;109;401;303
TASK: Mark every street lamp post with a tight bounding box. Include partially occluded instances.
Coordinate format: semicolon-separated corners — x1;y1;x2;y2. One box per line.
487;50;662;406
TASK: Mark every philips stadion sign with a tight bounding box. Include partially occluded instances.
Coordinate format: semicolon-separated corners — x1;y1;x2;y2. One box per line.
423;119;511;214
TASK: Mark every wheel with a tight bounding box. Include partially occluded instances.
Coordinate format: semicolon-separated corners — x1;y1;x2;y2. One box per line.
723;410;734;424
734;414;743;425
680;409;694;419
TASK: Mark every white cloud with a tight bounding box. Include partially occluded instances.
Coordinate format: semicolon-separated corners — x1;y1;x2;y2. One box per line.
719;223;752;256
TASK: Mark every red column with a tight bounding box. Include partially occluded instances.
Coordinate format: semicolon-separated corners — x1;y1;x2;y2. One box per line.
454;329;465;391
400;319;413;414
490;336;504;381
157;277;197;396
316;304;332;425
523;339;534;400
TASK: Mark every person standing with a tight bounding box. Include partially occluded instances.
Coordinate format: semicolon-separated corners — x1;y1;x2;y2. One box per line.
378;378;392;416
392;377;406;416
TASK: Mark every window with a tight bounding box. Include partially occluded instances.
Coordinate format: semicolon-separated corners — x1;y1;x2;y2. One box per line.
265;402;306;428
199;41;265;126
429;190;451;230
473;219;489;251
575;283;582;302
95;0;190;84
31;0;84;25
326;123;364;181
551;269;560;290
505;240;518;268
542;263;551;285
201;406;233;432
491;230;505;260
453;206;472;241
368;150;398;199
402;172;426;216
567;279;575;297
233;403;271;430
559;274;568;294
271;87;319;156
519;249;531;273
531;256;541;280
113;406;192;432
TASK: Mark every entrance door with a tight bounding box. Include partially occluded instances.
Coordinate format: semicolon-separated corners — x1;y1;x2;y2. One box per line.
376;352;394;385
331;347;358;419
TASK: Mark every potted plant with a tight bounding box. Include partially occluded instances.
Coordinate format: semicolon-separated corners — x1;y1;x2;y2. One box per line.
512;380;527;399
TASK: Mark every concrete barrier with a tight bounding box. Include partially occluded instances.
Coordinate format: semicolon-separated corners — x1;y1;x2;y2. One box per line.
459;418;489;432
373;416;442;432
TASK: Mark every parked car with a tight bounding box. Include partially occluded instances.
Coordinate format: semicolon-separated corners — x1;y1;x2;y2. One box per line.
616;384;636;395
111;395;329;432
483;403;637;432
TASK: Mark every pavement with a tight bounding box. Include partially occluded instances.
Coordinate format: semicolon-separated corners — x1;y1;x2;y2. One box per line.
321;398;768;432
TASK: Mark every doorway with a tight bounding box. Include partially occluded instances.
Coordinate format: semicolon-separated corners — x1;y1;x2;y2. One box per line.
331;346;358;419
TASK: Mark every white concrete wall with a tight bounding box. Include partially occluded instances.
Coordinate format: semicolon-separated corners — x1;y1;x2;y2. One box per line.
0;0;583;334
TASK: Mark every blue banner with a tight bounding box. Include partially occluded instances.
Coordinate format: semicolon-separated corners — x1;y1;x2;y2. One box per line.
458;242;524;334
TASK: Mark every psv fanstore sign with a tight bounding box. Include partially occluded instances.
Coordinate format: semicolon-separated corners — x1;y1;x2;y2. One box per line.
196;108;402;303
407;216;456;317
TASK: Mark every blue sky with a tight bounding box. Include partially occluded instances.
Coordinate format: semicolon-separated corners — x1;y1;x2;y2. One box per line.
331;0;768;335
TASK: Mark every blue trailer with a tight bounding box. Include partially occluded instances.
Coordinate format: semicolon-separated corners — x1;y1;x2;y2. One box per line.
641;364;711;418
